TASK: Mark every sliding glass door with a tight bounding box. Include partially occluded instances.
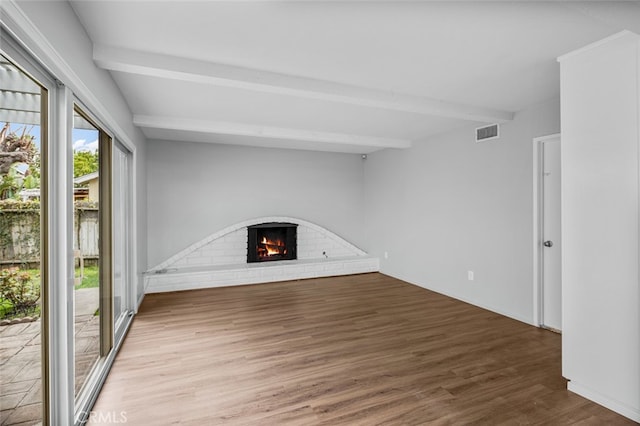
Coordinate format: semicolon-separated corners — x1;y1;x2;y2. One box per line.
72;107;134;422
2;21;136;425
0;51;48;425
72;107;111;402
112;141;132;340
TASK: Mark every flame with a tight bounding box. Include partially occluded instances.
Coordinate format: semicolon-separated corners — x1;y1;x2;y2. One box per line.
259;236;285;257
266;245;280;256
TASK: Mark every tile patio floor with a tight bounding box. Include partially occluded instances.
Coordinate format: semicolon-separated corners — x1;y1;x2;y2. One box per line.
0;288;100;426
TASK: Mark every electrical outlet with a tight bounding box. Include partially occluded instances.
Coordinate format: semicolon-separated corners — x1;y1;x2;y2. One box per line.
467;271;474;281
384;251;389;259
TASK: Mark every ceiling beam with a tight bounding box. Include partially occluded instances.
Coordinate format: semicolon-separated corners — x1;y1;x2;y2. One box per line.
95;44;513;123
133;115;412;150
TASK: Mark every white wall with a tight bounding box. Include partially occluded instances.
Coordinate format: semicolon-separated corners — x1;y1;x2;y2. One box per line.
363;97;560;324
146;141;365;268
13;0;148;300
559;32;640;421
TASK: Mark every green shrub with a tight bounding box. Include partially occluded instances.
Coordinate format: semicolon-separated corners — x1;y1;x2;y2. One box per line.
0;298;13;318
0;267;40;316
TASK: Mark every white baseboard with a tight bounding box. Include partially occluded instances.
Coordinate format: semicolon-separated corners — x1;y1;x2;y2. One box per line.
135;291;145;314
568;381;640;423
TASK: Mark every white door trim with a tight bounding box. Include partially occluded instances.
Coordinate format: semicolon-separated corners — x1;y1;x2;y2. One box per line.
532;133;561;327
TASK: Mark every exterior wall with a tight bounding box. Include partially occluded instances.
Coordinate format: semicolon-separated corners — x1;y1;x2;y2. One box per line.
87;179;99;202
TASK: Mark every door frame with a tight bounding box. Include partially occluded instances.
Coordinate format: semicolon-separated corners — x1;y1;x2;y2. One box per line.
532;133;561;327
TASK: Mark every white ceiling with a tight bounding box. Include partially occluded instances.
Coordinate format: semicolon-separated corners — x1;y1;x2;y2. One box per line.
70;1;640;153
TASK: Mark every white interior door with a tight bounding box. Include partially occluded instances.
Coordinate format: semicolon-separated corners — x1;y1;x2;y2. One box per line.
542;136;562;331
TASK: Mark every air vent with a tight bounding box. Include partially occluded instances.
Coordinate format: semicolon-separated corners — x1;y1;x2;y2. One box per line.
475;124;500;142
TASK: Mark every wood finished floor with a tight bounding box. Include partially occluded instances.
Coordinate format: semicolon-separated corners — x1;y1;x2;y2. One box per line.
90;273;636;425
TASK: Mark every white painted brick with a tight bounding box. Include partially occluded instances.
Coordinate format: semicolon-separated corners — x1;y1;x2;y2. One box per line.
147;257;380;293
325;263;345;273
286;266;305;275
212;255;240;264
162;277;180;286
158;219;366;282
243;270;259;279
207;248;228;256
260;268;281;279
301;264;314;272
216;271;238;281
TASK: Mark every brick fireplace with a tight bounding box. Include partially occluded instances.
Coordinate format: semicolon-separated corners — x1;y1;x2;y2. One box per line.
145;216;379;293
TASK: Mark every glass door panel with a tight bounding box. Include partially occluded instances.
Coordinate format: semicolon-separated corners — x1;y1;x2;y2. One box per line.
72;109;101;397
0;53;45;425
112;143;130;336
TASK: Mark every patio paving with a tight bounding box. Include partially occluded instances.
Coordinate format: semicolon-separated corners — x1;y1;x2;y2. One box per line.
0;288;100;426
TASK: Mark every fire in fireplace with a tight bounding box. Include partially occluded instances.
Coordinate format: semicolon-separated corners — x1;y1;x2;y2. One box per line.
247;223;297;263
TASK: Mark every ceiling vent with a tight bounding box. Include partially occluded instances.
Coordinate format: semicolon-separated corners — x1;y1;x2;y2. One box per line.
475;124;500;142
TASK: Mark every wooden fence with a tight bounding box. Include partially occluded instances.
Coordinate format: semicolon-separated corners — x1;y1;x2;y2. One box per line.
0;207;99;266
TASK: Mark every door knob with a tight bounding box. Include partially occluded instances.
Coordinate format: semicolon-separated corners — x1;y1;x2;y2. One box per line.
543;241;553;248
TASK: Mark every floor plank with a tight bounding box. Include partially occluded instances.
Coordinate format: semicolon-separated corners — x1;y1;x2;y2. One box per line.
90;273;636;425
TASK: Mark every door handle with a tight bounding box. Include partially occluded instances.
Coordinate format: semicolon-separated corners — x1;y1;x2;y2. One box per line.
544;241;553;248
